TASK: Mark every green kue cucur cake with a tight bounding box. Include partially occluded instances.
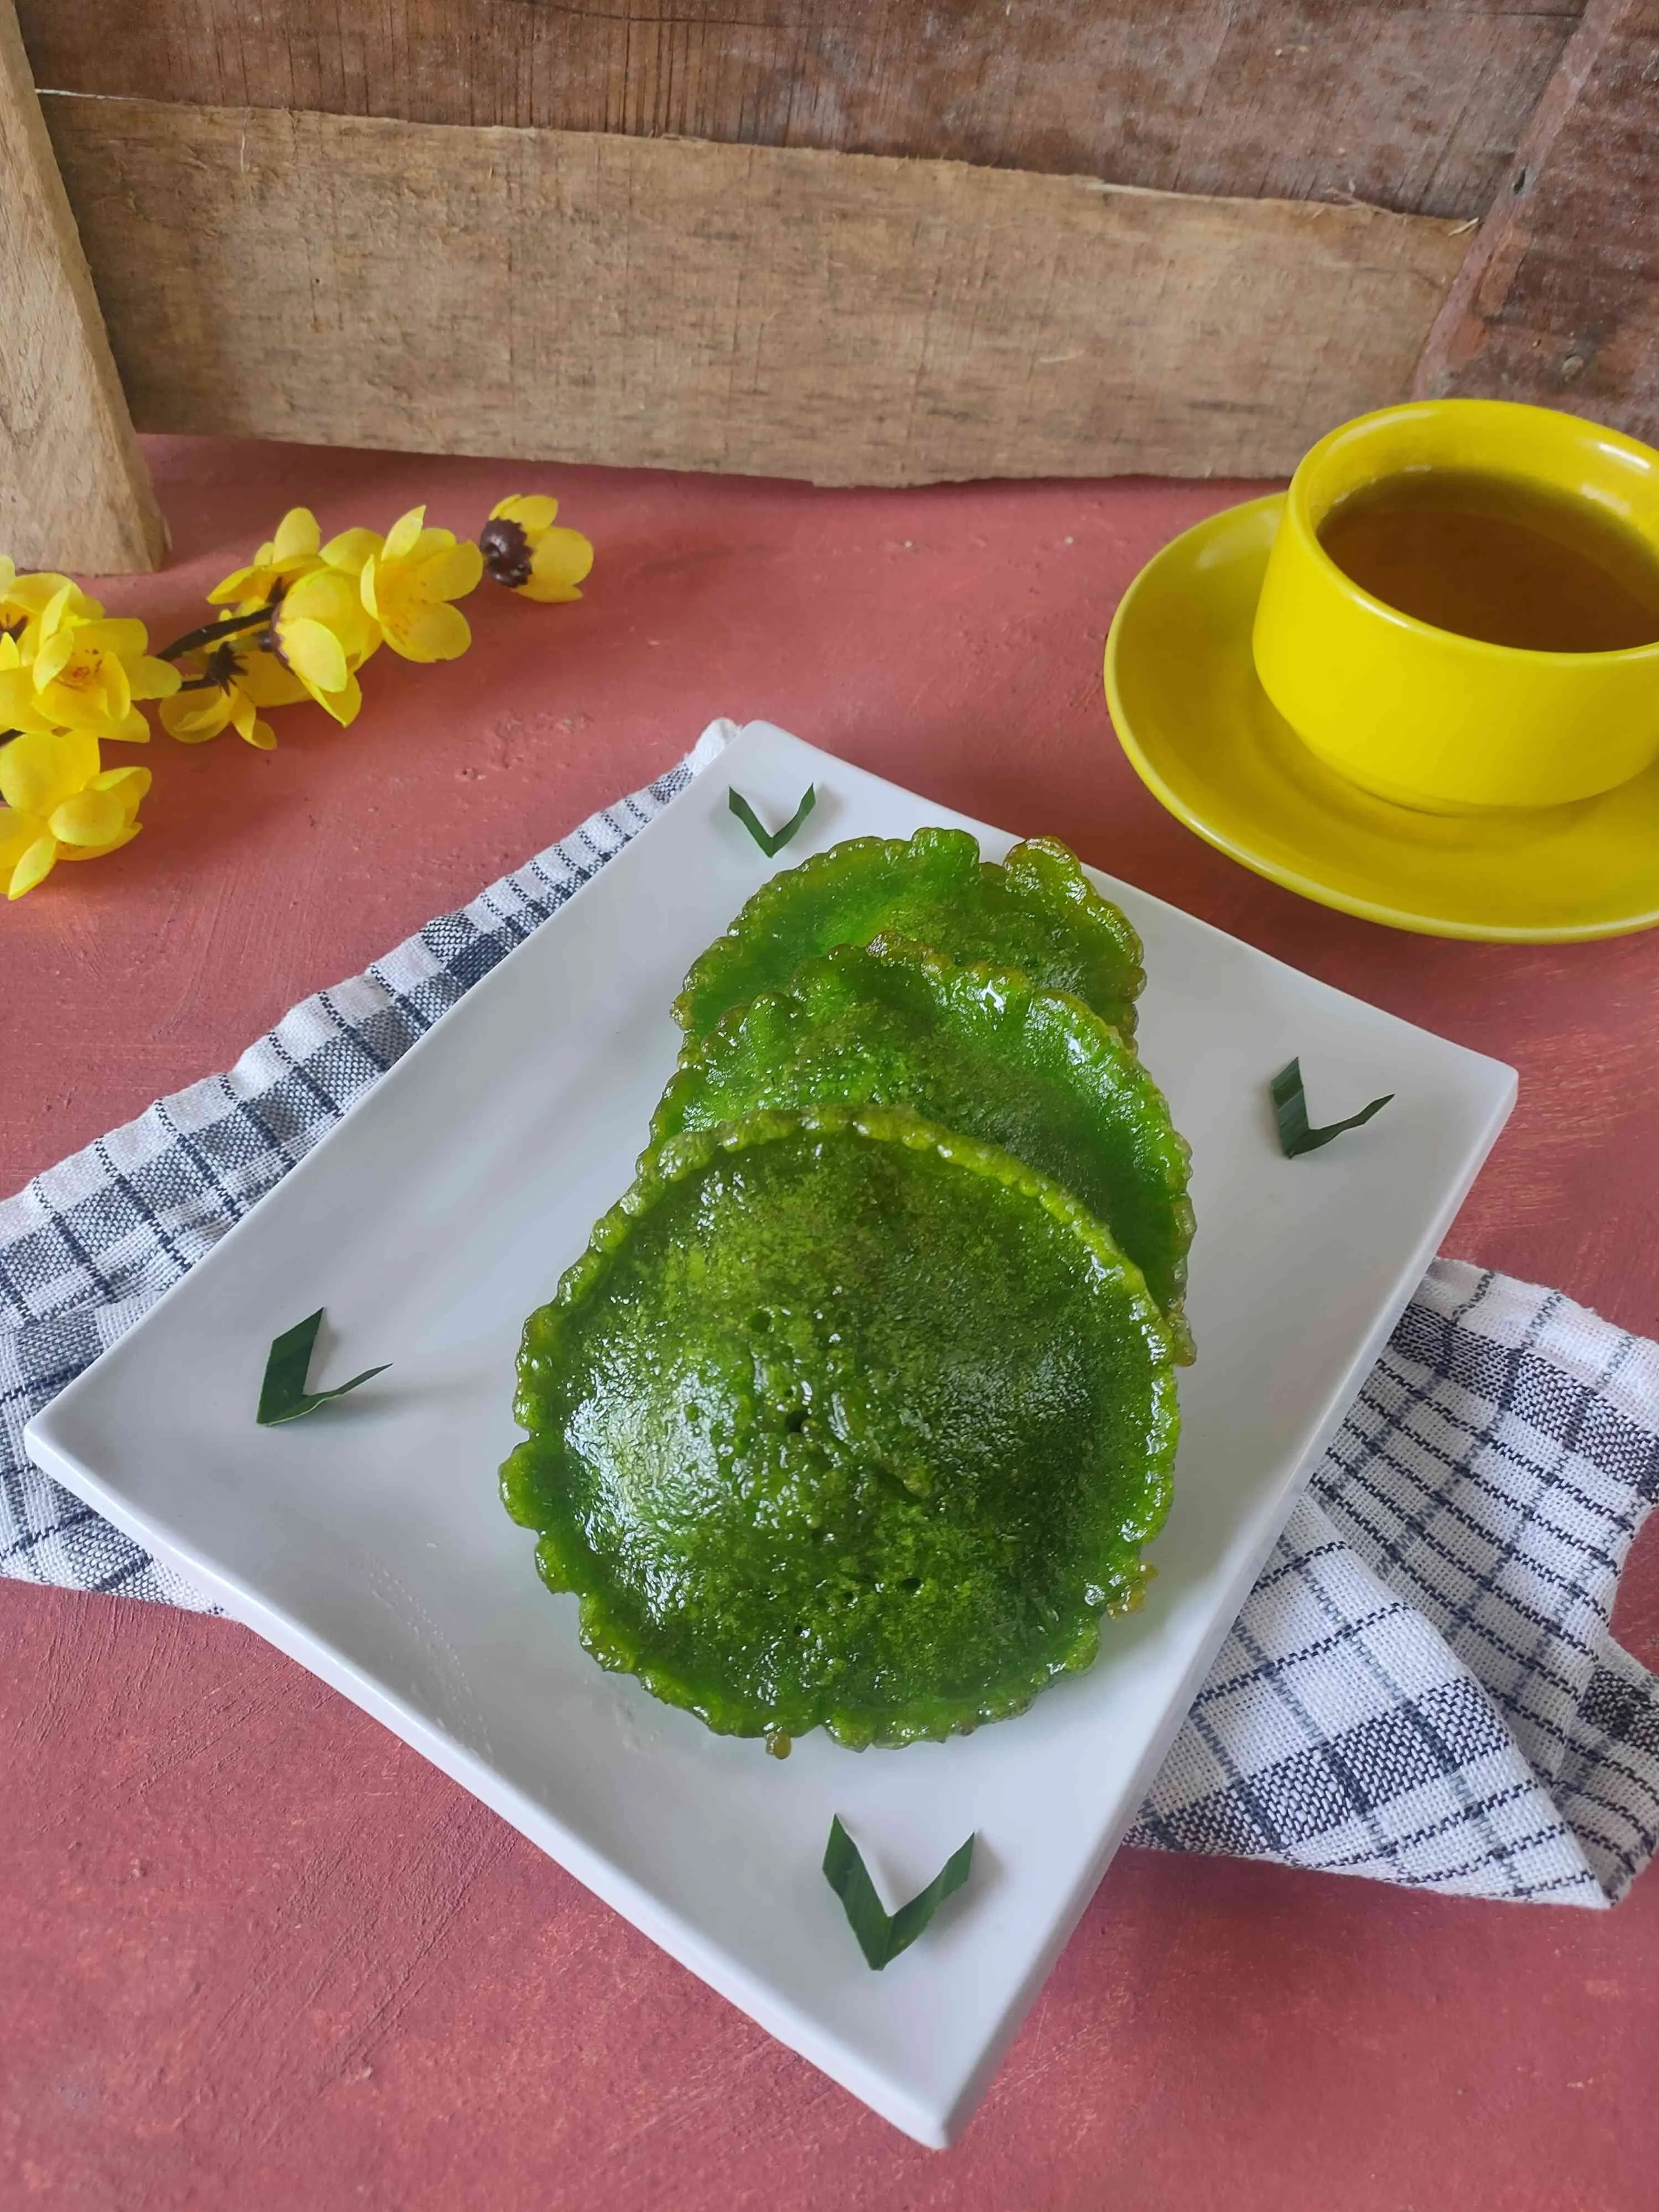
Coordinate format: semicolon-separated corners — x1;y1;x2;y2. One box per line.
654;935;1196;1361
502;823;1191;1752
503;1106;1180;1750
674;827;1145;1044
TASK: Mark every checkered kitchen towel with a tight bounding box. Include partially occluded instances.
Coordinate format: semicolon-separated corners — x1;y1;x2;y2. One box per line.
4;722;1658;1907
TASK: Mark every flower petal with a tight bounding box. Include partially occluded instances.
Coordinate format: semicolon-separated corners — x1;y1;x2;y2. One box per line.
207;564;259;607
51;786;131;848
280;616;349;692
237;650;307;708
225;693;279;749
282;567;356;622
91;764;151;806
383;506;427;562
81;618;149;659
0;728;99;815
0;805;44;868
336;602;381;668
525;527;596;598
57;823;140;863
7;830;58;898
9;573;88;620
493;493;559;531
39;582;78;643
272;508;321;562
384;600;472;663
103;654;134;724
31;627;76;687
307;669;363;727
320;526;383;575
0;702;57;738
128;655;182;700
0;667;36;724
101;707;153;743
419;539;484;601
159;691;232;742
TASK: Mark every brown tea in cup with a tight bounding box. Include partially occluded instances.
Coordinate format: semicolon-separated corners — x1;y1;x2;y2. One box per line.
1318;468;1659;655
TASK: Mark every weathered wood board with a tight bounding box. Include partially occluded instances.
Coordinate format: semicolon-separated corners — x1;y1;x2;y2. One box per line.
43;95;1469;487
17;0;1575;223
0;2;163;572
1413;0;1659;448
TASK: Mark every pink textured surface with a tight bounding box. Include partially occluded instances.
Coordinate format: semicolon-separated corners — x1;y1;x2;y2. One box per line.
3;435;1658;2209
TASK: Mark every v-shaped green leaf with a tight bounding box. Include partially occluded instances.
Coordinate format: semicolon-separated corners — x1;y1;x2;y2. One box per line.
822;1815;975;1970
257;1308;389;1426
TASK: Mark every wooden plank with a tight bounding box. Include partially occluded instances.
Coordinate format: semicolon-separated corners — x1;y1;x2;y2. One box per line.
1413;0;1659;445
0;1;164;573
41;95;1469;489
17;0;1577;223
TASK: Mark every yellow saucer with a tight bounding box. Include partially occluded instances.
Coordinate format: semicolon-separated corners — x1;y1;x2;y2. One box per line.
1104;494;1659;941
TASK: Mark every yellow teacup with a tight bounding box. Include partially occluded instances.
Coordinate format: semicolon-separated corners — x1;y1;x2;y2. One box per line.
1251;399;1659;812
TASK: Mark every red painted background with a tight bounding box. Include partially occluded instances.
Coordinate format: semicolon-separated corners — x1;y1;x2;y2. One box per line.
3;436;1656;2210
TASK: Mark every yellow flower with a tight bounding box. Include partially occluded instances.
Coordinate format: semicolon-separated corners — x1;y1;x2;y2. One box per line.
206;507;389;612
0;729;150;899
0;559;102;656
207;507;327;609
158;632;307;750
159;676;271;750
359;506;482;661
267;568;382;727
0;583;178;742
480;495;594;604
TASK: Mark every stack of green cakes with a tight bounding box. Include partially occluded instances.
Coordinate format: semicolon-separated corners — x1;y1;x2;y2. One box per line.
501;827;1195;1754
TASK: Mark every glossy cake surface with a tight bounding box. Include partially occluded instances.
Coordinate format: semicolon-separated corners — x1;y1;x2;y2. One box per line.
503;1105;1179;1749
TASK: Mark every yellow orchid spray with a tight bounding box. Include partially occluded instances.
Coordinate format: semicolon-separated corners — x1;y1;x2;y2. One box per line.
0;490;594;899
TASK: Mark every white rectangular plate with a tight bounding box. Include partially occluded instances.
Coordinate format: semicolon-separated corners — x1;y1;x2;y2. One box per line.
27;723;1515;2147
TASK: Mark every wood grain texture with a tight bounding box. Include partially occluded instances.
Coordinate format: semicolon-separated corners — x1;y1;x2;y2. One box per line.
1413;0;1659;443
0;1;164;572
41;95;1468;488
15;0;1577;223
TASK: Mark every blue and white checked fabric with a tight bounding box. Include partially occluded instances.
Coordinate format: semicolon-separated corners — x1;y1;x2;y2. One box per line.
1129;1275;1659;1903
4;721;1657;1906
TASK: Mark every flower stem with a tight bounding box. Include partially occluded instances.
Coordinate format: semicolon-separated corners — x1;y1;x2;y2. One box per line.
158;605;275;661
